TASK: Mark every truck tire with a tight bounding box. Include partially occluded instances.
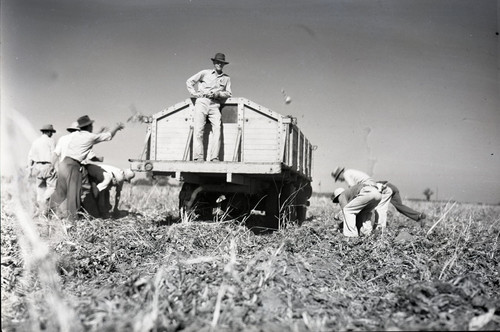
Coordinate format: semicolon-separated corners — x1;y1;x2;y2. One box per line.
178;183;213;220
264;184;280;230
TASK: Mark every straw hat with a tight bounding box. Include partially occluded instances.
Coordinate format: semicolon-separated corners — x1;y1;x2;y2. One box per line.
331;167;345;182
40;124;56;133
66;121;80;132
331;188;345;203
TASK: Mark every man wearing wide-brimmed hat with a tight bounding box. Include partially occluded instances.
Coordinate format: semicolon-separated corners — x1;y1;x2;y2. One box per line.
331;166;393;230
28;124;58;215
331;185;382;237
53;121;101;164
49;115;124;220
186;52;232;162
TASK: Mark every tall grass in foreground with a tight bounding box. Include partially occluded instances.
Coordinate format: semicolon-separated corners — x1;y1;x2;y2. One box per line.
2;180;500;331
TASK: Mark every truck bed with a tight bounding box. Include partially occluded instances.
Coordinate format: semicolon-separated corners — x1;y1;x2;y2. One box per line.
131;97;313;181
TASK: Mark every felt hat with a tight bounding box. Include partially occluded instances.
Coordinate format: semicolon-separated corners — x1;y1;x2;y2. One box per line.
40;124;56;133
331;167;345;182
66;121;80;132
77;115;94;128
332;188;345;203
211;53;229;64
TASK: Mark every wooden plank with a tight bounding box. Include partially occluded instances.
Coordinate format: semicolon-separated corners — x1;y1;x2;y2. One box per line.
156;149;185;160
242;102;281;121
244;149;277;156
243;135;277;141
244;132;278;139
298;131;304;172
157;123;191;132
155;139;189;149
155;116;192;161
156;145;188;151
245;149;278;157
244;118;278;126
221;123;238;162
244;144;278;149
154;100;192;120
130;160;283;174
243;151;279;163
156;133;189;140
243;140;277;147
244;131;276;139
291;127;298;170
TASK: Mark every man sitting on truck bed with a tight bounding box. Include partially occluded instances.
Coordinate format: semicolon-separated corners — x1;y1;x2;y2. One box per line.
186;52;232;162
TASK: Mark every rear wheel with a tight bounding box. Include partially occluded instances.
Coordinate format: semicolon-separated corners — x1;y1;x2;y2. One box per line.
178;183;214;220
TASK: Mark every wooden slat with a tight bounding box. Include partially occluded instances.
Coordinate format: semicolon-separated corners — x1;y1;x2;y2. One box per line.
130;159;283;174
244;131;277;138
244;143;278;149
221;123;238;161
244;151;278;162
244;150;277;156
298;131;304;172
242;103;280;121
244;121;278;128
291;127;298;170
157;125;190;133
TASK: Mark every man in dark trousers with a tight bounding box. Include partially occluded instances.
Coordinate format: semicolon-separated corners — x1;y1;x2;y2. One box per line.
377;181;426;226
84;163;135;218
49;115;124;220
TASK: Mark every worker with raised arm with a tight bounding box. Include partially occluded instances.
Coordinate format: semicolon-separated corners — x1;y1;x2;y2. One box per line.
49;115;124;220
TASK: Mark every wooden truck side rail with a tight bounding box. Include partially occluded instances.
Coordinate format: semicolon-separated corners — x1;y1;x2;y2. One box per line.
131;97;313;180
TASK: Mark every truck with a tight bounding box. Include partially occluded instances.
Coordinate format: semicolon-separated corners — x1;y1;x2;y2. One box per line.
129;97;314;231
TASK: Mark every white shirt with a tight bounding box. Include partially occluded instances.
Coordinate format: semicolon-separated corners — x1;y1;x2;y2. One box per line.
186;69;232;98
55;132;97;162
95;164;125;192
28;134;55;163
65;131;112;163
54;132;77;162
343;169;376;187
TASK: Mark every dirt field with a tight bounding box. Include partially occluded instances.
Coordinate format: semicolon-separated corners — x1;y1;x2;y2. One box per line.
2;181;500;331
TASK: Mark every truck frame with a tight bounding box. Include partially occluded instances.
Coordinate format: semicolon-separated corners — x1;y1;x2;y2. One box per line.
129;97;314;230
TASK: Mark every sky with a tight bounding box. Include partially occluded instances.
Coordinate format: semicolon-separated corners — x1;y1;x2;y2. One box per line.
1;0;499;204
